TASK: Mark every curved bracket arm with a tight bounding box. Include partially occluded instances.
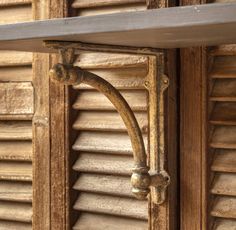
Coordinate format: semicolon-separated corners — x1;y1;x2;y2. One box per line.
49;59;169;202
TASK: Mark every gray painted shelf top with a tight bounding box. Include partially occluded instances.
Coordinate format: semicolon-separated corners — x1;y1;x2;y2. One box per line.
0;3;235;52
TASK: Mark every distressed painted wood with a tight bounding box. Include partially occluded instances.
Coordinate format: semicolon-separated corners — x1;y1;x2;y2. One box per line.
73;193;148;219
0;3;236;51
73;174;132;197
0;0;31;6
0;51;32;67
73;213;147;230
0;221;31;230
72;0;146;8
0;82;33;115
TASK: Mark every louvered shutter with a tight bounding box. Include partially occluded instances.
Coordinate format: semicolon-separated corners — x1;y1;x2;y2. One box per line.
209;44;236;229
0;0;33;229
69;2;152;229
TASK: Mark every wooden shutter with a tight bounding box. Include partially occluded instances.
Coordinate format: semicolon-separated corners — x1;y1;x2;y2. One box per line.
0;0;33;229
208;44;236;229
66;1;177;230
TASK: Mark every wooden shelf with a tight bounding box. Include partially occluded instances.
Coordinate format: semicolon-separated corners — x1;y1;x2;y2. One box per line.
0;3;235;52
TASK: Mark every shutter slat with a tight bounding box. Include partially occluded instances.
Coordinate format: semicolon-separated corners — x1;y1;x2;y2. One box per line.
73;132;131;154
210;45;236;56
0;51;32;67
75;53;148;69
210;126;236;149
0;201;32;223
0;162;32;181
0;5;32;25
210;102;236;125
0;141;31;161
211;196;236;219
73;111;147;132
211;150;236;173
73;153;133;176
73;193;148;220
73;68;146;90
0;220;31;230
0;82;33;115
73;90;147;111
73;213;148;230
73;173;133;197
0;181;31;202
214;219;236;230
211;173;236;196
0;66;32;82
0;0;31;7
72;0;145;8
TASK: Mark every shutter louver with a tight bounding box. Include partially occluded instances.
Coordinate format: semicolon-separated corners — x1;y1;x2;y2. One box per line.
0;1;33;228
209;47;236;229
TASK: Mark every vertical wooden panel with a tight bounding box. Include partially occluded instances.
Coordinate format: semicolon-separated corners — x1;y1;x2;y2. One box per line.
180;46;207;230
32;1;50;230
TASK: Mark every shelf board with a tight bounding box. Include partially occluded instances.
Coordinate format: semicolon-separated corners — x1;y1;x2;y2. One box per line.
0;3;235;52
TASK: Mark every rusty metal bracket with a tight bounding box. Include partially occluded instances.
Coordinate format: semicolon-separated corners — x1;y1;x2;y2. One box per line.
45;41;170;204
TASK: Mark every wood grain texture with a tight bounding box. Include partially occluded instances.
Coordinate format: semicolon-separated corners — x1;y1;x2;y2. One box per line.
180;45;207;229
73;213;148;230
0;66;32;82
0;221;31;230
32;1;50;229
73;111;147;132
73;153;133;176
0;181;32;202
0;82;33;115
0;141;32;161
0;5;32;24
213;219;236;230
72;0;145;8
73;173;132;197
0;0;31;6
0;51;32;67
73;193;148;220
73;90;147;111
1;3;236;51
0;201;32;223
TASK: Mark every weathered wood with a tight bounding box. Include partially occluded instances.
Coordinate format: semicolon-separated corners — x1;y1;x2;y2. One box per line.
73;90;147;111
0;201;32;223
72;0;146;8
73;111;147;132
73;213;148;230
214;219;236;230
73;173;133;197
73;193;148;220
75;52;148;69
211;196;236;219
0;5;32;25
211;150;236;173
211;173;236;196
210;102;236;125
0;141;32;161
180;46;207;230
0;162;32;181
0;66;32;82
73;68;147;90
0;221;31;230
210;126;236;149
210;45;236;56
0;0;31;7
0;3;236;51
73;153;133;176
0;82;33;115
73;131;147;154
0;51;32;67
0;181;32;202
0;121;32;140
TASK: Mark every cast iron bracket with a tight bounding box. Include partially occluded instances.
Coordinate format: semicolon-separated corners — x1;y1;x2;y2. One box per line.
45;41;170;204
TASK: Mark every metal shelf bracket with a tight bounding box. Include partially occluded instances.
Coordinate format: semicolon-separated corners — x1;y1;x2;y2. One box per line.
46;41;170;204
